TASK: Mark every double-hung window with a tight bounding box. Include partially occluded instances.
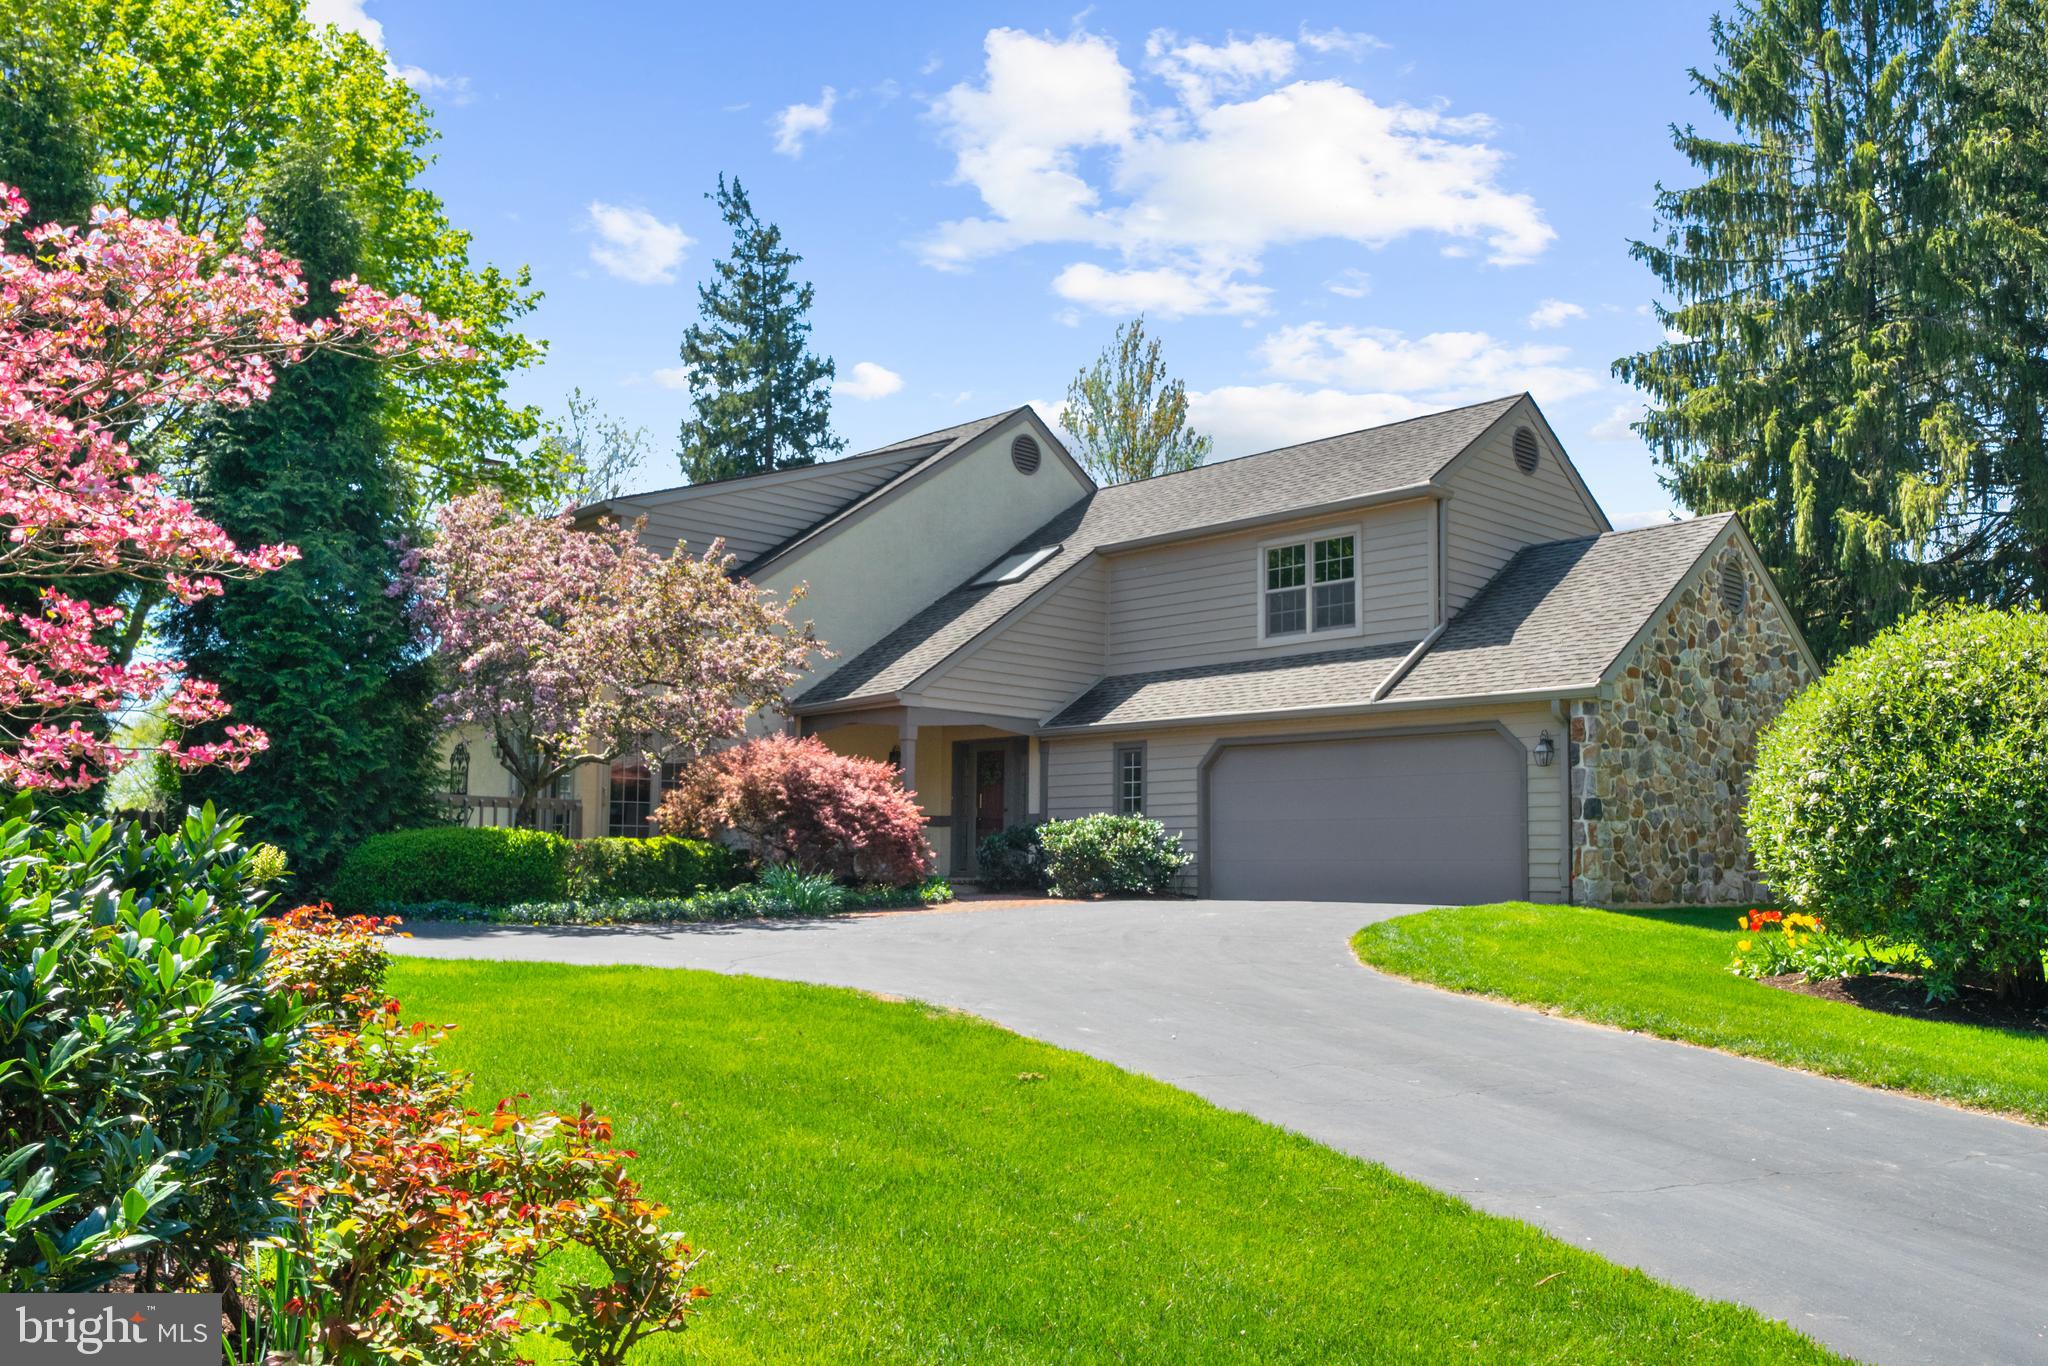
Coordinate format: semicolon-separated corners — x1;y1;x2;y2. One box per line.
1262;531;1358;641
1115;744;1146;816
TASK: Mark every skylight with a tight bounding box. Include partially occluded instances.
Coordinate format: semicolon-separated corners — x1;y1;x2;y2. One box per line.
971;544;1059;587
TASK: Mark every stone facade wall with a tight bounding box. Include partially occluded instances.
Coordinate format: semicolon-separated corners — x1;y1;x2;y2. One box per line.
1570;543;1813;905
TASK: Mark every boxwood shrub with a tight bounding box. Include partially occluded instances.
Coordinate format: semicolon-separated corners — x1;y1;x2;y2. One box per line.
1746;606;2048;1002
330;827;746;913
1036;814;1189;897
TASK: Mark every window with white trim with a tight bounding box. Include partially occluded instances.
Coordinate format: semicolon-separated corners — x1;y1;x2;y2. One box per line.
1115;744;1145;816
1262;531;1358;640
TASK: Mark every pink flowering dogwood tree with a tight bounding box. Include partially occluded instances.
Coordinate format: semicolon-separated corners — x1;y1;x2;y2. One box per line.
406;490;819;824
0;184;467;790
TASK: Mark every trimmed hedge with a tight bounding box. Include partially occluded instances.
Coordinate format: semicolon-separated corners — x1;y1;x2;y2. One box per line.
563;836;744;901
330;826;742;913
392;876;953;926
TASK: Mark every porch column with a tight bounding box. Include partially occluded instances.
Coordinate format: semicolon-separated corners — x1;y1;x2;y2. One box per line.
895;716;919;801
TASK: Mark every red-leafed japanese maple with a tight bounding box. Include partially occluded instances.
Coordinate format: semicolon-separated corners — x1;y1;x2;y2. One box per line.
657;734;932;885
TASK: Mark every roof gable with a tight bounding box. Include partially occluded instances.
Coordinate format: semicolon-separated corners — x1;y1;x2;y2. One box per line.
794;395;1525;710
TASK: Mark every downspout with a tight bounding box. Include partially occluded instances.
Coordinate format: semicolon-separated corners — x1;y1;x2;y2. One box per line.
1556;697;1574;905
1370;622;1446;702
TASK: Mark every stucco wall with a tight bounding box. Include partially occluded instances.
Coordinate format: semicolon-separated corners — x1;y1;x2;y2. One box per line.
1570;542;1814;906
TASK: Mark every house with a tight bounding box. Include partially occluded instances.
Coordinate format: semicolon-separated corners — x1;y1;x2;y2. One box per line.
445;394;1817;906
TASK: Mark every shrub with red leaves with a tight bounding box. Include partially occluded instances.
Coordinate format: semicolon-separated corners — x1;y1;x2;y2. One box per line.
657;734;933;886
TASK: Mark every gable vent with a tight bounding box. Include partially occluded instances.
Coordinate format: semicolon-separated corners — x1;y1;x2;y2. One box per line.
1512;425;1541;475
1718;557;1748;616
1011;434;1042;475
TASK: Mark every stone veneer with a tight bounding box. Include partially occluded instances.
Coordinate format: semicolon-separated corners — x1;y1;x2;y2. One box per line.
1570;543;1813;905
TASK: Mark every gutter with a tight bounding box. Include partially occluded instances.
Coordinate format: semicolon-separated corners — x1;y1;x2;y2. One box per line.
1034;682;1605;738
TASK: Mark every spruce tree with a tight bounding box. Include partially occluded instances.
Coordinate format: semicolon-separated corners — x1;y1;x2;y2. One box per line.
1615;0;1965;658
0;34;96;247
168;146;438;883
677;176;842;483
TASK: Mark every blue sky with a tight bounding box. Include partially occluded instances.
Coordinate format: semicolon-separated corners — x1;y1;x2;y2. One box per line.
316;2;1725;525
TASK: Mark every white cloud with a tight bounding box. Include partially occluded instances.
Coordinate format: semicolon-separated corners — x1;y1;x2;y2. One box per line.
924;26;1553;303
1052;261;1269;317
1145;30;1297;108
1325;267;1372;298
303;0;469;105
838;361;905;400
1187;384;1430;457
1589;400;1645;441
1258;322;1600;403
1527;298;1586;330
773;87;838;157
1298;24;1387;56
585;203;692;285
651;365;696;391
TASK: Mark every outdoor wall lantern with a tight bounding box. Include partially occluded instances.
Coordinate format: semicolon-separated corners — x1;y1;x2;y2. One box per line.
1533;731;1556;767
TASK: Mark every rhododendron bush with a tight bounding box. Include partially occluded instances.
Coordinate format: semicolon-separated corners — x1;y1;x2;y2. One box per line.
658;733;933;885
0;184;466;789
406;490;818;821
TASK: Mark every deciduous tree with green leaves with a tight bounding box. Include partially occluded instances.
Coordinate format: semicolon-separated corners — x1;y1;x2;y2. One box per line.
1616;0;2048;658
1062;317;1210;485
167;147;441;883
16;0;553;512
677;176;842;484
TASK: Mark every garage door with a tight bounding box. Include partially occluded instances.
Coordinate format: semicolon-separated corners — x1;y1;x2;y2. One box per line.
1206;731;1526;903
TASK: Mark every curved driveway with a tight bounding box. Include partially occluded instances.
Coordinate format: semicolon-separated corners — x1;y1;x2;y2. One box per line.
394;900;2048;1365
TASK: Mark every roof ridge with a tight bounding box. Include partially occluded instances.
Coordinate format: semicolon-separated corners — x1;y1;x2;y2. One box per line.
1089;392;1525;500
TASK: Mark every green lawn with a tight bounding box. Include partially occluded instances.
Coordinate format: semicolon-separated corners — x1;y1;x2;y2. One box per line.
390;959;1836;1364
1353;903;2048;1124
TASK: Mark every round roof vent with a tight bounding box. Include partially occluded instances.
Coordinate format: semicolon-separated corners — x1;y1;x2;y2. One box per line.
1011;433;1042;475
1512;425;1541;475
1718;557;1748;616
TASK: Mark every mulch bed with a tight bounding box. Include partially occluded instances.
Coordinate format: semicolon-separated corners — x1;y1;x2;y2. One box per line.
1764;971;2048;1034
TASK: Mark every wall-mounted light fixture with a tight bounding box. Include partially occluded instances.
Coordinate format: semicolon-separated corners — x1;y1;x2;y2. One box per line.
1533;731;1556;767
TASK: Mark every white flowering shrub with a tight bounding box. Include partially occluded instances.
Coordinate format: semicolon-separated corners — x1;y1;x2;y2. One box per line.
1745;607;2048;1002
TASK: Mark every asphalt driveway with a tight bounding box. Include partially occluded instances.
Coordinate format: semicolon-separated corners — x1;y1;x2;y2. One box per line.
393;900;2048;1365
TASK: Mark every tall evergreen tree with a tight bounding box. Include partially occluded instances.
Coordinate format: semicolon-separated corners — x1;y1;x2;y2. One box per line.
0;35;96;248
1615;0;1968;659
677;176;842;483
1062;316;1212;485
168;145;438;883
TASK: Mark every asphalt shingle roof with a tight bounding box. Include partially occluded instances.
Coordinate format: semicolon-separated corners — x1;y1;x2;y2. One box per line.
1384;513;1734;703
1032;514;1734;730
795;395;1525;708
1044;642;1415;729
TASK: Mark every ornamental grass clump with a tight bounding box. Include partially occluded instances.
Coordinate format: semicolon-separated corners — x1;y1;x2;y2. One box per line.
1745;606;2048;1003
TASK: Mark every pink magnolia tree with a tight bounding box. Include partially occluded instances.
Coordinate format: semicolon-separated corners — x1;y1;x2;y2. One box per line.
0;184;466;790
406;490;819;824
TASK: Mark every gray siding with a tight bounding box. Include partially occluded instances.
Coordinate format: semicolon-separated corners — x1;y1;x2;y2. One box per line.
615;449;931;566
1044;703;1567;901
1440;408;1604;615
917;561;1108;718
1105;499;1436;674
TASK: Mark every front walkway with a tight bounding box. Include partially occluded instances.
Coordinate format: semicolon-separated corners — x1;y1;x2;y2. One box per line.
394;900;2048;1365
